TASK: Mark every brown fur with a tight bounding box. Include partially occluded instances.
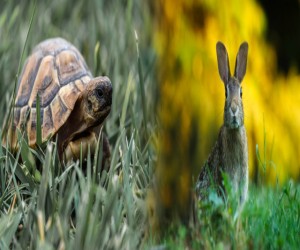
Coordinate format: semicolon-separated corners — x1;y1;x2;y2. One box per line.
196;126;248;204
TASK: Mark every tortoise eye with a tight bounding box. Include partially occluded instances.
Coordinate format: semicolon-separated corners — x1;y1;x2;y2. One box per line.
95;87;104;99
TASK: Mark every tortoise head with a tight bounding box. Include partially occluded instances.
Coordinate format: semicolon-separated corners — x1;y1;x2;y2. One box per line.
58;76;112;158
82;76;112;127
57;76;112;160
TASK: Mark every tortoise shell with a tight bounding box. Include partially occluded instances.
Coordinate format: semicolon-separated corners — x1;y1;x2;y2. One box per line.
10;37;93;148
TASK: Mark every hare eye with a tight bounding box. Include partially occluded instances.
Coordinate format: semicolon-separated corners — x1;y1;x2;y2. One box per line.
240;87;243;98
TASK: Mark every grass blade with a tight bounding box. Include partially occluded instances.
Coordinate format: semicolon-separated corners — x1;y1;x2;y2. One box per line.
0;212;22;249
135;31;148;127
1;1;36;140
36;93;42;147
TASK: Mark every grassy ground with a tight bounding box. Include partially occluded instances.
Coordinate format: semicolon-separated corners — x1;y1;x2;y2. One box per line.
161;182;300;249
0;1;299;249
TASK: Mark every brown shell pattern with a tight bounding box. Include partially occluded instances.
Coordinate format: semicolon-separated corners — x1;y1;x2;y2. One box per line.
11;38;92;148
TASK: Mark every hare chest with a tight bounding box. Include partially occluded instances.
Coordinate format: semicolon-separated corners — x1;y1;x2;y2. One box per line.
223;151;245;192
221;127;248;193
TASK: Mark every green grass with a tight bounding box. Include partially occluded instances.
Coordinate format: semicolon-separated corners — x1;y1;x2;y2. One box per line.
0;1;299;249
160;182;300;249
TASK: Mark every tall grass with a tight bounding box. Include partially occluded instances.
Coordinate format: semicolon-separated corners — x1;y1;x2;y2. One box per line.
0;0;156;248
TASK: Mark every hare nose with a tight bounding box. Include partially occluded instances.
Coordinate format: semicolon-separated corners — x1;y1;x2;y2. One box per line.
230;104;239;116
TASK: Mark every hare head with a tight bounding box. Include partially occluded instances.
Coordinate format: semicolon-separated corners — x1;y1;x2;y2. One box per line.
216;42;248;129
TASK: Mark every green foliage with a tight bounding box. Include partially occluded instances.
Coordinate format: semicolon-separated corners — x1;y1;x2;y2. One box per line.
159;182;300;250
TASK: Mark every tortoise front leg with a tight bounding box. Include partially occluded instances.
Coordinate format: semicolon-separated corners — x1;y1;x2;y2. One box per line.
63;131;111;172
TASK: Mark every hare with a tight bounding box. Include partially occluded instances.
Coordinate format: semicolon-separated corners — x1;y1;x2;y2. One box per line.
196;41;249;208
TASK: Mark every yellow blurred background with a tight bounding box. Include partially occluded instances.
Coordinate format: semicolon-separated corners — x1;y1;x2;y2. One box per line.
154;0;300;190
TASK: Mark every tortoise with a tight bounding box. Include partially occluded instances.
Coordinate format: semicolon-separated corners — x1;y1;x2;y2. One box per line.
3;37;112;163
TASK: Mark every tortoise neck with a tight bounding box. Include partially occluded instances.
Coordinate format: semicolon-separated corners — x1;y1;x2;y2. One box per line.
57;96;87;160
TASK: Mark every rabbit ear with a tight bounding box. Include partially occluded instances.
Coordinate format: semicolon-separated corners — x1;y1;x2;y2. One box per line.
234;42;248;83
216;41;231;84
